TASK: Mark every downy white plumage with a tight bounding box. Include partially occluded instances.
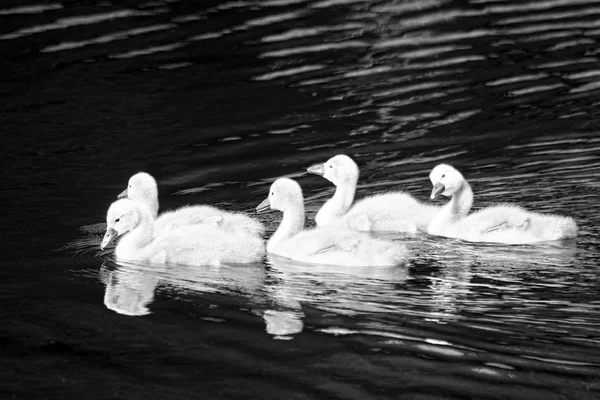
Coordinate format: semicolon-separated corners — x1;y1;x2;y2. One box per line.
101;199;265;265
307;154;441;233
120;172;264;237
256;178;408;267
426;164;578;244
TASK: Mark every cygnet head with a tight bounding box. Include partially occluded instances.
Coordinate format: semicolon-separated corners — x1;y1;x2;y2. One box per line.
256;178;303;213
307;154;358;186
429;164;465;199
119;172;158;203
101;199;149;249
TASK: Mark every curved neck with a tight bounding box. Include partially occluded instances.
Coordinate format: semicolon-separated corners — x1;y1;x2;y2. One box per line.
268;201;305;252
451;180;473;218
315;177;357;226
428;181;473;234
147;196;159;219
116;211;155;259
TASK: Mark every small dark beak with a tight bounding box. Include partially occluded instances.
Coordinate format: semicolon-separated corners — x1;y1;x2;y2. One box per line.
307;163;325;176
101;228;118;250
118;188;128;199
430;182;445;199
256;198;271;213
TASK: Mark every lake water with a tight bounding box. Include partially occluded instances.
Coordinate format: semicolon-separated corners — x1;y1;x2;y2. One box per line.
2;0;600;399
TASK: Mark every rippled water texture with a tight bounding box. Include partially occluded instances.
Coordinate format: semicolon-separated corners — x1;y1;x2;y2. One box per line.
2;0;600;399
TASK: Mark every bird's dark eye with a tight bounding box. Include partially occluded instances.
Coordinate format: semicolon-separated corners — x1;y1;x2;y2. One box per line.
271;192;274;196
329;165;333;168
115;218;120;223
441;174;445;178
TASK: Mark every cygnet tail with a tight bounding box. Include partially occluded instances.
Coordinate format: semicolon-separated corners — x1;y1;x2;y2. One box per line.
527;213;578;242
551;216;578;240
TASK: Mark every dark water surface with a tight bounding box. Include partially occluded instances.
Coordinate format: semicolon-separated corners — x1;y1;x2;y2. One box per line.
2;0;600;398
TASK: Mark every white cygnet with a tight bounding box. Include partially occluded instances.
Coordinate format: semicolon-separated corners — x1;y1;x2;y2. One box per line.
120;172;264;237
256;178;408;267
426;164;578;244
101;199;265;265
307;154;441;233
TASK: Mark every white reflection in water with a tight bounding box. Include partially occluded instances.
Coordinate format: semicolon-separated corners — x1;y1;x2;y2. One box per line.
486;73;548;87
508;83;565;96
41;24;176;53
501;20;600;35
110;42;185;59
374;30;494;48
312;0;370;8
0;3;62;15
373;0;448;14
100;260;266;316
264;253;410;316
243;10;307;27
260;40;368;58
261;23;364;42
101;262;159;316
262;0;309;5
0;9;148;40
263;310;304;338
253;65;325;81
483;0;599;14
398;9;483;28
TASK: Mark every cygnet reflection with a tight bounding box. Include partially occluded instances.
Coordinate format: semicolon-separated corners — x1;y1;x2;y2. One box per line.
263;309;304;338
101;261;159;316
100;260;267;317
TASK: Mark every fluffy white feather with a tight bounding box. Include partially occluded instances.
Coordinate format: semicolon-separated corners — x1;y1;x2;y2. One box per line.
257;178;408;267
307;154;440;233
120;172;265;237
427;164;578;244
101;199;265;265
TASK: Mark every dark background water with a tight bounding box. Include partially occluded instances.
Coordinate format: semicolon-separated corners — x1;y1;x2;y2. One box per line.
2;0;600;399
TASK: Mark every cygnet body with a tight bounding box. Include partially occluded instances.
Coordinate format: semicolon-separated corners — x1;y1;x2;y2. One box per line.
307;154;440;233
256;178;408;267
426;164;578;244
101;199;265;265
120;172;264;237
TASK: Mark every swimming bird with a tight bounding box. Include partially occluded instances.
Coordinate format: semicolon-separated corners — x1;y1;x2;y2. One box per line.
426;164;578;244
307;154;441;233
256;178;408;267
119;172;265;237
101;199;265;265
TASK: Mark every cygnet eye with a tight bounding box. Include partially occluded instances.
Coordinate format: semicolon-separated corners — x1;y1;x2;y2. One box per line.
271;191;274;196
115;218;120;223
329;165;333;169
441;174;445;179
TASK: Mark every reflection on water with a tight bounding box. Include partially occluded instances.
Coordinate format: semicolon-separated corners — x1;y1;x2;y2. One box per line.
101;262;158;316
3;0;600;398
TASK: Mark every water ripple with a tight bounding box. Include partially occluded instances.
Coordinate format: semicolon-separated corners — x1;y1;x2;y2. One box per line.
260;40;368;57
0;3;63;15
40;24;176;53
0;9;152;40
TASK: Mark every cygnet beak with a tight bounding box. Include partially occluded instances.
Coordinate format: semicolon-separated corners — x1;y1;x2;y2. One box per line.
117;188;128;199
307;163;325;176
101;228;118;250
256;198;271;213
430;182;445;199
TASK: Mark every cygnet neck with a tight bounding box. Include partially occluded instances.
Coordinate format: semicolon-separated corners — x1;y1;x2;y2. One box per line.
268;197;306;252
116;208;155;259
145;193;159;219
315;175;357;226
428;179;473;235
450;179;473;218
